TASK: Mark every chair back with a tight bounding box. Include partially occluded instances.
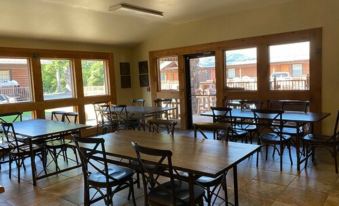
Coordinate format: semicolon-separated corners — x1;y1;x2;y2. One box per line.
0;112;23;123
1;123;24;153
211;107;232;123
63;112;78;123
252;109;284;135
93;102;114;124
282;100;309;113
73;136;113;184
51;111;65;122
132;98;145;107
131;142;176;205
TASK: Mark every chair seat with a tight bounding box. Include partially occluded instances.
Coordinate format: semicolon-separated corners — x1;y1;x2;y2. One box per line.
10;144;42;154
260;133;292;143
275;127;304;135
149;180;204;206
235;124;257;131
302;134;334;144
229;129;248;136
176;171;223;188
88;166;134;187
46;139;73;148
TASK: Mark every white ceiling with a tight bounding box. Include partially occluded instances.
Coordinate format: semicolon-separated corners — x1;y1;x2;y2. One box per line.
0;0;293;46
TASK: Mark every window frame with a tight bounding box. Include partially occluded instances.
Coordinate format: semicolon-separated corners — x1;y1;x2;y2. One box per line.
157;56;180;92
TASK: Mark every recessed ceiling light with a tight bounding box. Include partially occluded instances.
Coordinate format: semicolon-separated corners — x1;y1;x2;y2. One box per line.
109;3;163;17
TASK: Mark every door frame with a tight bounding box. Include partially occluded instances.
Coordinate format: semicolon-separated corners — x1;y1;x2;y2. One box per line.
184;52;216;129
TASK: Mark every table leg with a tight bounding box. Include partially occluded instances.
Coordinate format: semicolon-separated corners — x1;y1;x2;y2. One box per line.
188;173;195;206
29;139;37;186
233;165;239;206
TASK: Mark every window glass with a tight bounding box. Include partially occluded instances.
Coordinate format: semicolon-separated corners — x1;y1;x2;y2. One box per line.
158;56;179;91
45;106;75;120
85;104;97;126
225;48;257;90
41;59;74;100
81;60;108;96
0;58;32;103
269;42;310;90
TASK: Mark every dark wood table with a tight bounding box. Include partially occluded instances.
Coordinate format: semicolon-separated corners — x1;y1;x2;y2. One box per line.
89;131;260;206
13;119;89;186
201;109;330;171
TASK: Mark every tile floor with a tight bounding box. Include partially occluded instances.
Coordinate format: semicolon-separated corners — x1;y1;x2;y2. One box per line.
0;130;338;206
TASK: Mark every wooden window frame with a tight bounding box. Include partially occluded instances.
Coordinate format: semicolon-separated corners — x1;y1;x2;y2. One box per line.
149;28;322;129
0;47;116;136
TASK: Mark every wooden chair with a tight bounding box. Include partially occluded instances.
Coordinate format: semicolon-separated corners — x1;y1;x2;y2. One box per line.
0;112;23;170
148;98;177;137
93;102;119;134
74;137;136;206
252;109;293;171
45;111;80;171
303;110;339;173
2;123;46;183
112;105;140;130
131;142;204;206
132;98;145;107
193;107;232;139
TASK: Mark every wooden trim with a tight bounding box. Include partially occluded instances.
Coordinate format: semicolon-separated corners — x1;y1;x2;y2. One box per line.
149;28;322;130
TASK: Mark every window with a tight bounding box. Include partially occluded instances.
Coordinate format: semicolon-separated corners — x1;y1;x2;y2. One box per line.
227;68;236;79
269;42;310;90
82;60;108;96
85;104;97;126
45;106;75;120
0;111;33;122
292;64;303;77
225;48;257;91
0;58;32;103
120;62;131;89
0;70;10;82
158;56;179;91
41;59;74;100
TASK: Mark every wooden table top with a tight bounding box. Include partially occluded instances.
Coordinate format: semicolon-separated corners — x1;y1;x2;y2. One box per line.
13;119;89;138
113;106;174;115
201;109;330;123
91;131;260;177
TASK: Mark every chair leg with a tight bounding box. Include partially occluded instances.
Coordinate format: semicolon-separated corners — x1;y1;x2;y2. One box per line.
287;144;293;165
280;143;284;172
265;145;269;161
129;178;136;206
9;155;12;179
334;146;338;174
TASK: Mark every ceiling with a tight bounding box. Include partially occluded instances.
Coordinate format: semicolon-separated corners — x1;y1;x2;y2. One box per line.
0;0;293;46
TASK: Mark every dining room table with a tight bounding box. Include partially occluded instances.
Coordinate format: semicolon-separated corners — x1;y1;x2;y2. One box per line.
201;109;330;171
12;119;89;186
85;130;260;206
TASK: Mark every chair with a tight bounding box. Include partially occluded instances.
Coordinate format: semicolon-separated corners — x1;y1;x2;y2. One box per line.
0;112;23;170
132;98;145;107
303;110;339;173
93;102;118;134
193;107;232;139
74;136;136;206
252;109;293;171
148;98;177;137
45;111;80;171
131;142;204;206
112;105;140;130
281;100;310;135
2;123;45;183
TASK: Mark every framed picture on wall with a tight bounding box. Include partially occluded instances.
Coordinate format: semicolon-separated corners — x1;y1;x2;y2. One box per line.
120;62;131;88
138;61;149;87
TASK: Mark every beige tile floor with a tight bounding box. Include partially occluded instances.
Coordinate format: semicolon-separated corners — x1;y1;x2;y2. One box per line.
0;130;338;206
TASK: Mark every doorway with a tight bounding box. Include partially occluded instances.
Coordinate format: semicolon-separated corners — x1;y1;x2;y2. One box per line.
185;53;216;129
